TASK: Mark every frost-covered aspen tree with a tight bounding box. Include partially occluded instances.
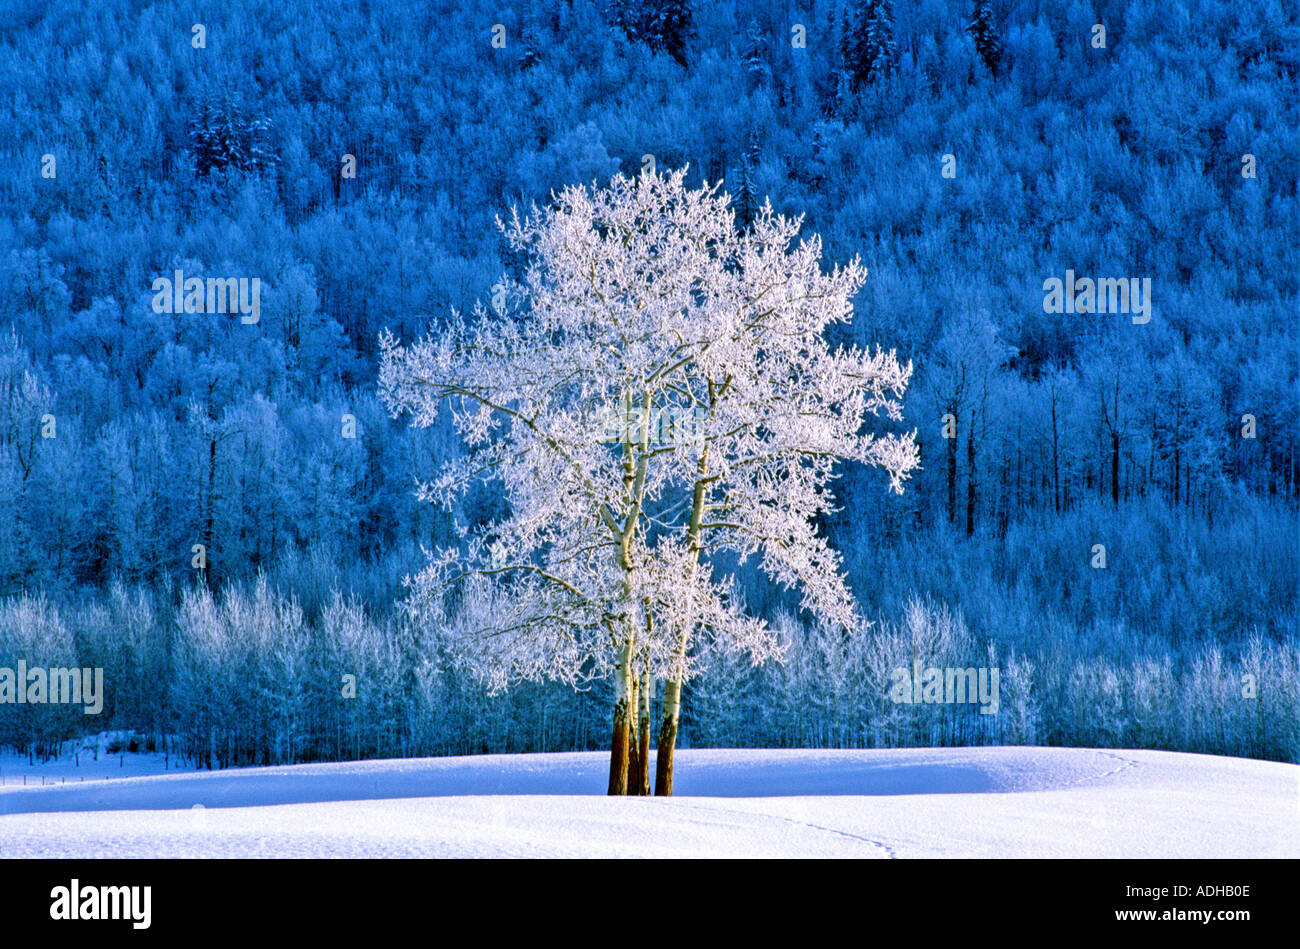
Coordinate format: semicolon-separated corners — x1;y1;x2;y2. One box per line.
643;188;920;793
379;168;919;795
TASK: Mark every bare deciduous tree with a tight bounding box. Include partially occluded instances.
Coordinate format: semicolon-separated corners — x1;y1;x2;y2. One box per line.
379;168;919;794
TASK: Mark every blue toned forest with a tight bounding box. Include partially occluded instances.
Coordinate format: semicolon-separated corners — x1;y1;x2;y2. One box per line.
0;0;1296;766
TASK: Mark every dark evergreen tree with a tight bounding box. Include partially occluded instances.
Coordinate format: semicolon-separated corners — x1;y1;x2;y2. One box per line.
649;1;693;65
966;0;1001;77
839;0;897;91
734;131;762;227
188;90;275;176
605;0;642;42
609;0;692;66
518;1;542;70
741;17;770;90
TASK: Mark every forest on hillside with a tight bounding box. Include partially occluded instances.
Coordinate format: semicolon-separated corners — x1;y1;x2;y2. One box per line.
0;0;1296;766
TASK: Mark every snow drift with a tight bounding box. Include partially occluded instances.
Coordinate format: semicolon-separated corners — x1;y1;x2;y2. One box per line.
1;747;1295;858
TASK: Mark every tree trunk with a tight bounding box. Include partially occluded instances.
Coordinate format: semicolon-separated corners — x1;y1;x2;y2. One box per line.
625;671;640;794
204;433;217;586
609;389;650;795
1051;393;1061;513
655;667;685;796
1111;429;1120;506
946;415;958;525
637;671;652;795
654;401;713;797
966;411;977;536
607;638;633;795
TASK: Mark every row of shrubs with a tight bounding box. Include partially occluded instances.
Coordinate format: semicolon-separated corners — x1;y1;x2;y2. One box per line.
2;578;1294;766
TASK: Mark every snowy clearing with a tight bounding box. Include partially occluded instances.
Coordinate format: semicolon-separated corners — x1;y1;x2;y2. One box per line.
1;747;1296;858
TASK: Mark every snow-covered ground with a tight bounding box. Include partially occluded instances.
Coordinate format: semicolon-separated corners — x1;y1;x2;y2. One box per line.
1;746;1296;858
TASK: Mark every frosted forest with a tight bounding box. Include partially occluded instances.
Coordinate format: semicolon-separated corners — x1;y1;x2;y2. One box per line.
0;0;1296;785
